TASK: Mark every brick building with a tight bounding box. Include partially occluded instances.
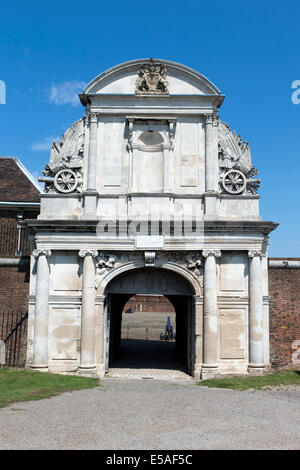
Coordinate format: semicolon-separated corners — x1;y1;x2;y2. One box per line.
0;157;40;366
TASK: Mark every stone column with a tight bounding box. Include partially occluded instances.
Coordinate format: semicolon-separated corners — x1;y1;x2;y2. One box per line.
84;112;98;215
31;249;51;371
248;250;265;374
261;238;270;367
78;249;98;376
204;113;219;217
201;249;221;378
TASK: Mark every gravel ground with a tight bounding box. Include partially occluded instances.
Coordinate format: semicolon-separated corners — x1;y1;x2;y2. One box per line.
0;378;300;450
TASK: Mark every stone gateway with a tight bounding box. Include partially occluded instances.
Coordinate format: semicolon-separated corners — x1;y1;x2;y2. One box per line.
25;59;278;379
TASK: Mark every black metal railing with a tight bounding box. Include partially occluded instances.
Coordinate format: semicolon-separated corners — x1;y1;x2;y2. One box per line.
0;311;28;367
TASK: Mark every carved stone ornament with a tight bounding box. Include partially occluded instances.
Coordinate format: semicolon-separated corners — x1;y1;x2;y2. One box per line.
221;169;246;195
96;253;117;275
136;59;169;94
218;121;260;195
161;252;203;277
144;251;155;266
38;119;84;194
204;113;219;126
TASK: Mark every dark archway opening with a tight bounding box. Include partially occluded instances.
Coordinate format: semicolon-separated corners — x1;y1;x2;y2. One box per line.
104;268;195;375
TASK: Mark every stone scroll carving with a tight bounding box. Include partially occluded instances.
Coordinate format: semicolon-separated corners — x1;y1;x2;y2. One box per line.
38;119;84;194
32;249;52;258
218;121;260;195
136;59;169;94
161;252;203;278
94;251;204;288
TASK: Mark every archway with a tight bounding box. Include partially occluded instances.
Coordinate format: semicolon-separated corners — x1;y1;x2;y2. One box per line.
103;267;195;377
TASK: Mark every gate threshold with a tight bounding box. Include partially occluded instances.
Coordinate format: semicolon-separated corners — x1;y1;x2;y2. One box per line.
105;367;194;381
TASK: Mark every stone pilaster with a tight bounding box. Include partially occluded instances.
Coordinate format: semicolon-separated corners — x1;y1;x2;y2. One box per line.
78;249;98;376
204;113;219;217
31;249;51;371
84;112;98;215
248;250;265;374
201;249;221;379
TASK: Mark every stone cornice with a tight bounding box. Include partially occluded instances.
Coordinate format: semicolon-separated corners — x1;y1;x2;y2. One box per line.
25;219;279;235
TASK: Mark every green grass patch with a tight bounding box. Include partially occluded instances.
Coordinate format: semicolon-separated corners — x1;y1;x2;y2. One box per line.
0;368;99;408
197;370;300;391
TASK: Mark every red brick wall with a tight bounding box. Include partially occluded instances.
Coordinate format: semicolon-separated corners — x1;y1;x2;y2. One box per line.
0;210;36;256
0;209;38;366
269;259;300;368
0;264;30;366
124;295;175;313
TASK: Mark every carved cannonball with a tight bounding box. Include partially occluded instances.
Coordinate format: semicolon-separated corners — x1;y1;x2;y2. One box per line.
222;169;246;194
54;169;78;193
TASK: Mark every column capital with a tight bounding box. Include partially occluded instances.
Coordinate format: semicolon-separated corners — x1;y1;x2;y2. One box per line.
203;113;219;126
202;249;221;258
79;249;98;258
85;111;98;124
248;250;263;258
32;249;52;258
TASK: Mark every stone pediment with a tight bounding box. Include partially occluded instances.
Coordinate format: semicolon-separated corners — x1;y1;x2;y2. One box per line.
80;59;223;98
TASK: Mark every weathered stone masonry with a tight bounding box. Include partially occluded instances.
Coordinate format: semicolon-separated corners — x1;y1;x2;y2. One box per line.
24;59;281;379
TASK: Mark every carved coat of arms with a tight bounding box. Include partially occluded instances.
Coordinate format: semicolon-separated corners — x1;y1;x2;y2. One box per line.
136;59;169;94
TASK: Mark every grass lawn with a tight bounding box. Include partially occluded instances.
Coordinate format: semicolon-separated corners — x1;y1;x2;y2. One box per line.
198;370;300;391
0;368;99;408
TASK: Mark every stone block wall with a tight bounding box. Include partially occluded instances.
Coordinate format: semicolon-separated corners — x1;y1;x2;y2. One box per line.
269;258;300;368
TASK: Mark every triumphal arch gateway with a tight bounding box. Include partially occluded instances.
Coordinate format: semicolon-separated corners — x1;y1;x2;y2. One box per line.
26;59;277;379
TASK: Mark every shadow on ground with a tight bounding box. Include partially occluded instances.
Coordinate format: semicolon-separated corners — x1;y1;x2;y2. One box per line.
110;338;187;373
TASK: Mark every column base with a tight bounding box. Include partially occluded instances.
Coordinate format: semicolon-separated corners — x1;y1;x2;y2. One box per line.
248;363;271;376
29;363;49;373
78;365;97;378
193;363;202;381
201;364;218;380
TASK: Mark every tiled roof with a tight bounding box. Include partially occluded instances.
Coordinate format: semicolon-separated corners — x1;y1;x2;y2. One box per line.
0;157;40;203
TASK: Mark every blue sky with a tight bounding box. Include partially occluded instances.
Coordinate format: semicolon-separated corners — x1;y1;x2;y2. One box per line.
0;0;299;256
